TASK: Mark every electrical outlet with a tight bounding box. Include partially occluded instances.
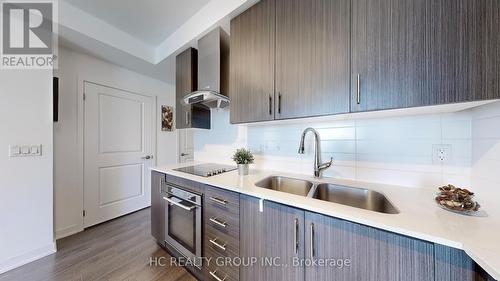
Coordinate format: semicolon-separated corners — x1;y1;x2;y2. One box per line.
433;144;452;164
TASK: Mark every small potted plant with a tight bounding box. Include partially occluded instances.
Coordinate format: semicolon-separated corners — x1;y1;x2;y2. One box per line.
232;148;254;176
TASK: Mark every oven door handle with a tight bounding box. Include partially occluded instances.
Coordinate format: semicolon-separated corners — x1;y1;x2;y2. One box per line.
163;196;196;211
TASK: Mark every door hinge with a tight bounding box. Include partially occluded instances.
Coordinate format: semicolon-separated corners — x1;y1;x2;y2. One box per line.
83;210;86;217
83;93;86;101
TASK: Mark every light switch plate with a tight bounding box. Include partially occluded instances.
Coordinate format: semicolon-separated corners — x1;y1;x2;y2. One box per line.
21;145;30;154
9;145;20;157
9;144;42;157
30;145;41;156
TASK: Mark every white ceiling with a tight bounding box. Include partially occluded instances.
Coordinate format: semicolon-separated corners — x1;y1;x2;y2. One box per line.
57;0;258;83
63;0;211;46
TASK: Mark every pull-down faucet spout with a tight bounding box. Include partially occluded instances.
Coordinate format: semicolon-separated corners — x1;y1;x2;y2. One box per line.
298;127;333;178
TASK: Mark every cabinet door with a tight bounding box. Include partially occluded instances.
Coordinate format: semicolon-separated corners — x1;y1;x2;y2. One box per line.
351;0;429;112
229;0;275;124
175;48;195;129
304;212;435;281
240;195;305;281
275;0;350;119
427;0;500;103
435;245;496;281
150;171;165;243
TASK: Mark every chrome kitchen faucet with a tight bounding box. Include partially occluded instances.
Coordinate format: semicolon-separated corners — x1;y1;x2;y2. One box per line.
298;127;333;178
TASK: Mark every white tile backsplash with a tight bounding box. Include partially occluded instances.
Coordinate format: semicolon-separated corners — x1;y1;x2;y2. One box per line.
471;102;500;212
194;102;500;191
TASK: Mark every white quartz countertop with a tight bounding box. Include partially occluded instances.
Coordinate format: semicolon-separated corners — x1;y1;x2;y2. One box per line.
152;162;500;280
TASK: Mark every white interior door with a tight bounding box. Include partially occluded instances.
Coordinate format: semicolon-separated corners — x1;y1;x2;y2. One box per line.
178;129;194;163
84;82;154;227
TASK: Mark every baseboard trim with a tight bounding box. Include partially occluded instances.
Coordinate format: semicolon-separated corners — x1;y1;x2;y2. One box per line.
0;242;57;274
55;224;84;239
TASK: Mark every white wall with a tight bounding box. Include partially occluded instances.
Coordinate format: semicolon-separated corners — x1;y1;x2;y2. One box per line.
0;69;55;273
471;101;500;213
53;47;177;239
194;108;474;189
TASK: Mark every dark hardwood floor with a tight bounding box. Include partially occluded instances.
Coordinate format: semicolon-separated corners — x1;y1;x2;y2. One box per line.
0;208;196;281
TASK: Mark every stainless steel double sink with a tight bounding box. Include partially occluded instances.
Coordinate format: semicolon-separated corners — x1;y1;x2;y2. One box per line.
255;176;399;214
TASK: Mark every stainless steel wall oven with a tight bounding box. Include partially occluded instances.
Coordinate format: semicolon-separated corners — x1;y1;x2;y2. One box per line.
163;182;202;266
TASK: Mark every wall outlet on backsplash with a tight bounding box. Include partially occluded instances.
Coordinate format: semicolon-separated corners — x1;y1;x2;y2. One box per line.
433;144;452;164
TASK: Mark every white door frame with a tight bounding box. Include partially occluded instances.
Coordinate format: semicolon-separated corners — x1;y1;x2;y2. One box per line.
76;77;157;231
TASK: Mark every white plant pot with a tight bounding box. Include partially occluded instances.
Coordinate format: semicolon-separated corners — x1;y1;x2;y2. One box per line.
238;164;249;176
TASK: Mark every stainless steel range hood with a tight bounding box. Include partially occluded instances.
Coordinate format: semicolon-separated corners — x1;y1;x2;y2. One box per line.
183;27;230;109
183;91;230;109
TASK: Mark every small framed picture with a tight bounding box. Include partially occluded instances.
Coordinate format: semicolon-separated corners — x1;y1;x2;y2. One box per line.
161;105;174;131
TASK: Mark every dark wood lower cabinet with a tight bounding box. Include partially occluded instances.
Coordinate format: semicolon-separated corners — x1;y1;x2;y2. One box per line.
150;171;165;243
239;195;305;281
238;198;495;281
435;245;496;281
151;174;496;281
204;186;241;281
304;212;435;281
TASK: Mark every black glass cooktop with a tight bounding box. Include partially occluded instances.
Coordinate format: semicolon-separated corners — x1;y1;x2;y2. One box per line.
173;163;237;177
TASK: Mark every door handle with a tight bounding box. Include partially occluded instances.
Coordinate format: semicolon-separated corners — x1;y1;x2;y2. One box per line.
310;223;315;258
163;197;196;211
180;153;190;157
294;218;299;255
141;155;153;160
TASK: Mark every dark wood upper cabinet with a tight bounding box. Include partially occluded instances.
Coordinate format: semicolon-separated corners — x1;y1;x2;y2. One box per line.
351;0;500;112
426;0;500;104
229;0;275;124
351;0;429;112
176;48;197;129
229;0;500;121
275;0;350;119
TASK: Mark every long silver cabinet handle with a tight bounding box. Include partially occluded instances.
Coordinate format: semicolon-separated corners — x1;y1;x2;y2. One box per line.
294;218;299;255
310;223;315;258
278;92;282;114
163;197;195;211
209;197;227;206
209;270;227;281
209;217;228;228
356;74;361;105
209;237;227;251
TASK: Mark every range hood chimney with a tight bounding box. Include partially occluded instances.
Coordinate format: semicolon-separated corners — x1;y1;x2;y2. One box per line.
183;27;230;109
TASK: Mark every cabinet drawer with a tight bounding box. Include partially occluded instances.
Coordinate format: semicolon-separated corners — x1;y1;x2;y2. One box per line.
205;186;240;216
205;205;240;240
205;226;239;258
165;174;205;194
204;247;240;281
